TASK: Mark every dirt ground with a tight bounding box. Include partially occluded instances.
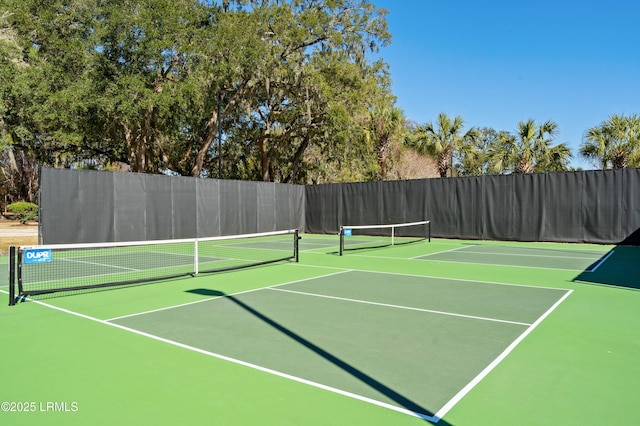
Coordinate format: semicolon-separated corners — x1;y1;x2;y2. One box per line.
0;218;39;255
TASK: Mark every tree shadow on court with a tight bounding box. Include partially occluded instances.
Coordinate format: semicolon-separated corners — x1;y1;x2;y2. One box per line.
187;288;453;425
573;229;640;290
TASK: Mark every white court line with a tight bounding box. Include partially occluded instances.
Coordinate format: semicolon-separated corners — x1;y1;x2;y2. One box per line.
286;262;573;292
411;245;478;259
61;257;140;271
414;257;589;272
432;289;573;421
268;287;531;326
586;250;614;272
6;291;437;422
16;263;194;286
438;249;603;261
105;270;352;322
0;279;572;422
416;241;613;254
349;252;600;272
61;249;196;272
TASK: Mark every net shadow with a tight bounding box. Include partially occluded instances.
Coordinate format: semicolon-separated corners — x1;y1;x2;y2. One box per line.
186;288;453;424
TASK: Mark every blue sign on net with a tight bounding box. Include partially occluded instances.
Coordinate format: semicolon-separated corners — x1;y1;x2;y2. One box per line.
23;248;52;264
343;228;352;237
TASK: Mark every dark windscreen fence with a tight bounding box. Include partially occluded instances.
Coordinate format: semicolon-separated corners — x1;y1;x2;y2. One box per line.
39;167;640;246
542;172;584;242
624;170;640;245
341;181;384;226
10;230;299;303
582;170;623;243
304;183;342;235
114;171;147;241
381;180;410;224
171;176;198;239
39;168;305;244
305;169;640;245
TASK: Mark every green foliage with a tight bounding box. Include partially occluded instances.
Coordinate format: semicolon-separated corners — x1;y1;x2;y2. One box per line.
580;114;640;169
365;106;405;180
484;119;571;174
6;201;38;223
9;0;635;184
1;0;392;183
454;127;501;177
407;113;479;178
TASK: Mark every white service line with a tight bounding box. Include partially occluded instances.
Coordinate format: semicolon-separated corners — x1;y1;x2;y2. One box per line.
268;287;532;326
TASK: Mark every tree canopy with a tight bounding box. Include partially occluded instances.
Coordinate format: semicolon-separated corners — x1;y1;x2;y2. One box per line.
487;119;572;174
580;114;640;169
406;112;479;178
1;0;393;190
1;0;638;209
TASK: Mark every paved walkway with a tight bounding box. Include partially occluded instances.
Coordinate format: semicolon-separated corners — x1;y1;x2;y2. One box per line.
0;223;39;237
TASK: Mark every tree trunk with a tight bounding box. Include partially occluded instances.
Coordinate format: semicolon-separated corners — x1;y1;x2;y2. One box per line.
377;139;388;180
437;146;452;178
260;135;271;182
287;134;310;183
192;110;218;177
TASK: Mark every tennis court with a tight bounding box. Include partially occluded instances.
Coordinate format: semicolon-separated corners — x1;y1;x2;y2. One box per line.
2;233;640;426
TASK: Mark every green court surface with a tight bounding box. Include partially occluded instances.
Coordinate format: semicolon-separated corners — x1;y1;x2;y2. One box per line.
2;236;640;425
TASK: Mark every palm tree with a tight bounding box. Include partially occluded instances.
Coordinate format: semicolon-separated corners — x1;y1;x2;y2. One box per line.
408;112;478;177
580;114;640;169
455;127;508;176
488;119;571;174
367;106;405;180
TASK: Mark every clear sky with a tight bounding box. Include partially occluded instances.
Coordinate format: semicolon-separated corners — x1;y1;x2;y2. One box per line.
370;0;639;170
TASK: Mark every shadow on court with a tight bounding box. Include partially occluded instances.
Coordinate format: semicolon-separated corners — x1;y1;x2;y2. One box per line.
187;288;453;425
573;233;640;290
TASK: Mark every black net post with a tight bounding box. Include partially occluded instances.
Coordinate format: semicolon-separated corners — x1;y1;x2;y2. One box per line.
428;221;431;242
8;246;15;306
294;230;300;262
16;248;23;300
339;227;344;256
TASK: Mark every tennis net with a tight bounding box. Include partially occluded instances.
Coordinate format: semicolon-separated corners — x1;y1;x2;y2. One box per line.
339;221;430;255
8;229;299;305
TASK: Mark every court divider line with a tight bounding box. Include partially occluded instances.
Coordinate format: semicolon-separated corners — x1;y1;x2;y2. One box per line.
105;270;353;322
433;288;573;421
4;290;438;422
287;262;573;291
268;287;532;326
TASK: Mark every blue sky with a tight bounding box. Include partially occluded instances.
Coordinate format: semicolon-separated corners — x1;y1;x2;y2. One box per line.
370;0;639;169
